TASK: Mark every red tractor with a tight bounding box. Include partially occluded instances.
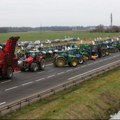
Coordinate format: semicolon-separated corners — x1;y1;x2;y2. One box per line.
18;51;45;72
0;36;20;79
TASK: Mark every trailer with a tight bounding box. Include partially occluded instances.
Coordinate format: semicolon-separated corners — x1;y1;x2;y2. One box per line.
0;36;20;79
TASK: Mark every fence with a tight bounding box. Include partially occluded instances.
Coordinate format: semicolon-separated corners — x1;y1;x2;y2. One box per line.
0;60;120;116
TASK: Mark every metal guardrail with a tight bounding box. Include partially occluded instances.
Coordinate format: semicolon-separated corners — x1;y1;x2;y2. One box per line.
0;60;120;117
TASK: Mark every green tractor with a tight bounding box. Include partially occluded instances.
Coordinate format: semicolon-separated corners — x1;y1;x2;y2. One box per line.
53;51;79;67
79;44;92;60
99;43;109;56
79;44;98;60
67;48;89;63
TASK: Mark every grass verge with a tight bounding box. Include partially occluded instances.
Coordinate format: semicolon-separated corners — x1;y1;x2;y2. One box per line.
0;31;120;42
1;67;120;119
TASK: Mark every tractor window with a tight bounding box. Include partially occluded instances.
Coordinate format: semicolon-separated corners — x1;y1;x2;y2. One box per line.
30;52;36;58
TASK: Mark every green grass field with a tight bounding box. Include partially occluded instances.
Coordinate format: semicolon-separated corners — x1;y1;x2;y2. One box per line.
1;67;120;119
0;31;120;43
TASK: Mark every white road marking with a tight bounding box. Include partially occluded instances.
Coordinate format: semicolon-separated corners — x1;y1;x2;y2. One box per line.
81;65;86;68
22;82;33;86
57;72;64;75
66;69;73;72
74;67;80;70
94;61;98;63
5;86;18;91
1;80;12;84
35;78;45;82
0;102;6;106
87;63;94;66
46;63;53;66
47;74;55;78
37;71;45;74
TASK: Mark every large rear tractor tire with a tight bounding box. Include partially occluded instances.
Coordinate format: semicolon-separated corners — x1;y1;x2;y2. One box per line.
39;59;45;70
30;63;38;72
55;57;65;67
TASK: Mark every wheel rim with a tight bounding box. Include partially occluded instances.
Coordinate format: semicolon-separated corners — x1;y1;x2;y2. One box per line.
41;60;45;69
34;66;38;71
41;64;45;69
72;61;77;67
57;59;64;67
7;68;13;78
106;52;109;55
8;71;13;78
79;59;83;64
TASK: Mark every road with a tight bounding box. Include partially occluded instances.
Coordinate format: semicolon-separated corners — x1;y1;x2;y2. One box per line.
0;52;120;108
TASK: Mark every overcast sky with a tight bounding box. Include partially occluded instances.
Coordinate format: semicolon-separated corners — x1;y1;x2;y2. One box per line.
0;0;119;27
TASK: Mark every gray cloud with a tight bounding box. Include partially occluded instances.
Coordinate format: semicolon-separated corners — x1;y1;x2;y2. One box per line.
0;0;119;27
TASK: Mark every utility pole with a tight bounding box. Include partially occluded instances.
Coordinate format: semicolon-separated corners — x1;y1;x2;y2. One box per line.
110;13;113;27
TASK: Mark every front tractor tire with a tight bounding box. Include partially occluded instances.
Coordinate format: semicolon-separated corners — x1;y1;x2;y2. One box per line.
55;57;65;67
79;59;84;64
30;63;38;72
69;59;78;67
39;59;45;70
18;62;26;72
6;67;13;79
20;67;25;72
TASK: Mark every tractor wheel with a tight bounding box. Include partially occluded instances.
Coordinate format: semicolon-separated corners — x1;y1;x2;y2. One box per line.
105;52;109;56
55;57;65;67
115;48;119;52
19;64;25;72
20;67;25;72
39;59;45;70
30;63;38;72
110;48;115;53
82;56;89;61
79;59;84;64
6;67;13;79
18;62;25;72
91;56;97;60
69;59;78;67
102;52;106;57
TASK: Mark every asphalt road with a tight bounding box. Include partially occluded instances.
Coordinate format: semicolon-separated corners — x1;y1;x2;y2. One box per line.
0;52;120;107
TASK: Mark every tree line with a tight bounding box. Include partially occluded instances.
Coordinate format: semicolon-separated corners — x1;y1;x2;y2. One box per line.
92;25;120;33
0;26;84;33
0;25;120;33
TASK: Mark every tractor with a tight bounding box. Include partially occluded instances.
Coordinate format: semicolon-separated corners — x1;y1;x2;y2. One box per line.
0;36;20;79
79;44;98;60
53;51;79;67
67;49;88;64
18;51;45;72
99;43;109;56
